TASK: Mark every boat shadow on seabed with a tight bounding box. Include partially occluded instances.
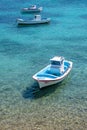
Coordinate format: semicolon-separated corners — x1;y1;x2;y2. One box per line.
22;81;65;99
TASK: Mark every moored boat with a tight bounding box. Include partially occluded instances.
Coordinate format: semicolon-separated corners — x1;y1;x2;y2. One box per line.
17;15;51;26
21;5;43;13
33;56;73;88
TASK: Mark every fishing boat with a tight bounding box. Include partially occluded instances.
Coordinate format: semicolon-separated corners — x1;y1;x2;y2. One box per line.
21;5;43;13
17;15;51;26
33;56;73;88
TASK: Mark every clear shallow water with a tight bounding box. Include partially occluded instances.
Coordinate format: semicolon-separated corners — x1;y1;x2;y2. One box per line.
0;0;87;130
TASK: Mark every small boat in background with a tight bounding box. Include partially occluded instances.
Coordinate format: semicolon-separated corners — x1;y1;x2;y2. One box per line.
33;56;73;88
21;5;43;13
17;15;51;26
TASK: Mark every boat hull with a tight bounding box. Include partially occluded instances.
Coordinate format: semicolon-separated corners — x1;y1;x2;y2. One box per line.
33;61;73;88
22;9;41;13
17;19;50;26
38;77;65;88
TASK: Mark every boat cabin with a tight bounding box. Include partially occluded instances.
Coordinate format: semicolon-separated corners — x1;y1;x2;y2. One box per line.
31;5;36;9
50;56;64;67
34;15;41;21
48;56;65;75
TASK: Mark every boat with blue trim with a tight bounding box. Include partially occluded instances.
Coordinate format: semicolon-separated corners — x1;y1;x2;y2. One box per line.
33;56;73;88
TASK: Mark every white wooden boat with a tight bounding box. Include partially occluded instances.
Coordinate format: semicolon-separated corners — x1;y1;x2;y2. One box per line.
21;5;43;13
17;15;51;26
33;56;73;88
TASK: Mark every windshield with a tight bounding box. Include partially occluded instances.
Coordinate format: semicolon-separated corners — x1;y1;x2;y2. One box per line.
51;61;61;66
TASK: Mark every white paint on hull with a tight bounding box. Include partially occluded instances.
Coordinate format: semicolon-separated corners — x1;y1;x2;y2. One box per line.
33;60;73;88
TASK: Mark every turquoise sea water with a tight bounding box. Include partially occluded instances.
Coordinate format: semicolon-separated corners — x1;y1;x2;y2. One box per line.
0;0;87;130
